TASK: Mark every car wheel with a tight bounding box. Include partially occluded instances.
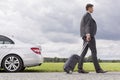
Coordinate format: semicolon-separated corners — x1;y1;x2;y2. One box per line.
2;54;24;72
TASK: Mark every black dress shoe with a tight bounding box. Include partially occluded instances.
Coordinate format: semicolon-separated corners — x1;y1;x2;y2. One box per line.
78;69;89;73
96;70;108;73
64;69;73;74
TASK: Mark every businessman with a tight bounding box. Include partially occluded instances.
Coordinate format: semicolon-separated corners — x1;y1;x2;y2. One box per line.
78;4;107;73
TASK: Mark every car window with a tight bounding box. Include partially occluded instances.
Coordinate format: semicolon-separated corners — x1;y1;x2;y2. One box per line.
0;35;15;44
0;41;3;44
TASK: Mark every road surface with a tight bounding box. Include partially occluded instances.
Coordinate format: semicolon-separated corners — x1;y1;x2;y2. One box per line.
0;72;120;80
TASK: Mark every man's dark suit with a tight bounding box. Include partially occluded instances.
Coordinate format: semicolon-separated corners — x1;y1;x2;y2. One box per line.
78;12;101;72
80;12;97;37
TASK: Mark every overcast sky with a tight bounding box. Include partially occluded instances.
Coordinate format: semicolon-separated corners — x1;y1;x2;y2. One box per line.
0;0;120;60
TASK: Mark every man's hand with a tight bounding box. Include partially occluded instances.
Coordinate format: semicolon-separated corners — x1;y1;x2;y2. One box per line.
86;34;91;42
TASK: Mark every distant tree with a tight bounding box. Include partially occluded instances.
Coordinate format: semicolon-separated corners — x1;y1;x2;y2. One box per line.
86;55;93;62
98;59;102;62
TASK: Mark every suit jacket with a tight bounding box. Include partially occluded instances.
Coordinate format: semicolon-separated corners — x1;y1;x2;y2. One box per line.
80;12;97;37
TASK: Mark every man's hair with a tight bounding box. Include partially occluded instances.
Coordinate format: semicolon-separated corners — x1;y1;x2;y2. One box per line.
86;4;94;10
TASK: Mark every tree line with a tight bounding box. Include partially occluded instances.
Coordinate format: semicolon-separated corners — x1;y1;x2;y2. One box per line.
44;55;120;63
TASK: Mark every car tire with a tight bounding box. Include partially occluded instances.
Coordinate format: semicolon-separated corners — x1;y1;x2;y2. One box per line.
2;54;24;72
20;67;26;71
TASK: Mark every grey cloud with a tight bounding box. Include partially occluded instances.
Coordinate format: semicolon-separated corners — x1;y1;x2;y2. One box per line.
44;32;79;43
94;0;120;40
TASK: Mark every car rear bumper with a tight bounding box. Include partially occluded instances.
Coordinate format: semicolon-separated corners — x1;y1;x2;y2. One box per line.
23;54;44;67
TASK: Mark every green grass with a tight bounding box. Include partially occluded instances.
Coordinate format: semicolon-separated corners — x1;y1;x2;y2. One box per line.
25;62;120;72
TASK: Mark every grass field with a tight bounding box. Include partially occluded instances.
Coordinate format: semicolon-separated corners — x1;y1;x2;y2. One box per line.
25;62;120;72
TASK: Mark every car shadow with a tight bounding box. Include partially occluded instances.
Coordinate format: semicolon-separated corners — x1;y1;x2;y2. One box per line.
0;69;45;73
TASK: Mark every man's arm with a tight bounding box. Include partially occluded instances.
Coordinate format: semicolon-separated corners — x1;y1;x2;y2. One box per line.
84;14;92;41
85;14;91;35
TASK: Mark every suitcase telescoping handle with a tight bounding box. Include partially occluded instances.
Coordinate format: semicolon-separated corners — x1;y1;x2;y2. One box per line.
80;42;89;55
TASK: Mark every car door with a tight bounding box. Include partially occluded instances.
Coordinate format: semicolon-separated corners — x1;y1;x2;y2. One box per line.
0;35;15;56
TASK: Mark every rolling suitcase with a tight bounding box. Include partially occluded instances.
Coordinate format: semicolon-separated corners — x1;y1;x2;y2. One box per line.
64;42;88;74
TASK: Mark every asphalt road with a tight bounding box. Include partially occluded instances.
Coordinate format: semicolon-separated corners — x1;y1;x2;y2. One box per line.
0;72;120;80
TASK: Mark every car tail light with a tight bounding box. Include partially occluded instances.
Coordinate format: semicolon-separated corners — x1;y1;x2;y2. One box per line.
31;47;41;54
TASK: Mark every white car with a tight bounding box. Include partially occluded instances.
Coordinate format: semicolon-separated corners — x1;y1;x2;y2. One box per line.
0;35;43;72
